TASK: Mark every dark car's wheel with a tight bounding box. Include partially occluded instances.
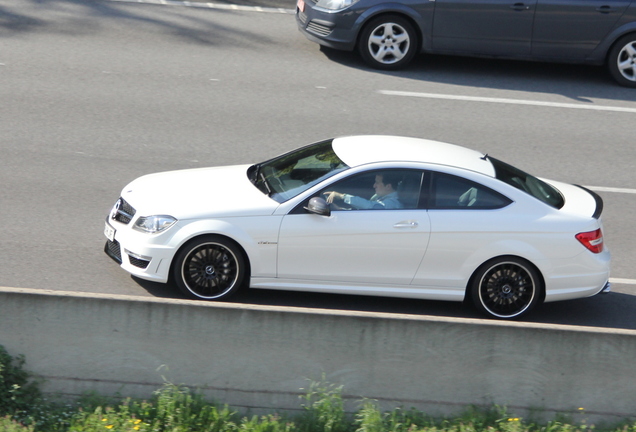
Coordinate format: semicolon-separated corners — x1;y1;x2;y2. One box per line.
358;15;417;70
470;257;543;319
173;235;246;300
608;33;636;88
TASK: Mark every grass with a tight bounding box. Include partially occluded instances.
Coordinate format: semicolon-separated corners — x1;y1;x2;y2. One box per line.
1;345;635;432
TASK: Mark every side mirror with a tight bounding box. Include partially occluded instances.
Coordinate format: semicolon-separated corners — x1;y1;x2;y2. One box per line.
304;197;331;217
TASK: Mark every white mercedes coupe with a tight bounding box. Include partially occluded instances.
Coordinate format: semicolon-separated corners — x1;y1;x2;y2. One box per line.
104;136;610;319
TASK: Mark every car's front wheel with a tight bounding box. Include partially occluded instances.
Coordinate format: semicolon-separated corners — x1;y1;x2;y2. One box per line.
608;33;636;88
173;235;246;301
358;15;417;70
470;257;543;319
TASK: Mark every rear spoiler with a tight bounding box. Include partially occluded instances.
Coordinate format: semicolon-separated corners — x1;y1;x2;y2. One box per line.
575;185;604;219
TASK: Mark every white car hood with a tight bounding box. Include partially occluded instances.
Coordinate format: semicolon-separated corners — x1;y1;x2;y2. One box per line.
120;164;279;219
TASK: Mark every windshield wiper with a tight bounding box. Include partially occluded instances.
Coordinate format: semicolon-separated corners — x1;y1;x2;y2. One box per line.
249;164;272;196
260;172;272;195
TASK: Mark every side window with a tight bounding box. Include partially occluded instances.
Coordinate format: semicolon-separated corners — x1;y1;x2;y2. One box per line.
314;169;424;211
431;172;511;210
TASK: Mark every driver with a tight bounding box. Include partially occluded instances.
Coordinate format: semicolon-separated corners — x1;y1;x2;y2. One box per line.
323;172;403;210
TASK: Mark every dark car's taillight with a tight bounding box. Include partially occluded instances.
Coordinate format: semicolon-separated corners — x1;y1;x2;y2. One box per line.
576;229;604;253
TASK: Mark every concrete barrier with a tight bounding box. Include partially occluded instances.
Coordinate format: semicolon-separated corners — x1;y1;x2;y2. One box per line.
1;286;635;422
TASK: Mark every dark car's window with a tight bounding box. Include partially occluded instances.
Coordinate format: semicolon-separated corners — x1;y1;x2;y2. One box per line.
489;157;564;209
249;139;349;203
430;172;512;210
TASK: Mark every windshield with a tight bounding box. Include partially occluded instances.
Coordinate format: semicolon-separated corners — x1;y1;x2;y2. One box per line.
489;157;564;209
248;139;349;203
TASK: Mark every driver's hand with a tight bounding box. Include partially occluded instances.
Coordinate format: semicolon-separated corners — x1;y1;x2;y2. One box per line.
323;191;343;204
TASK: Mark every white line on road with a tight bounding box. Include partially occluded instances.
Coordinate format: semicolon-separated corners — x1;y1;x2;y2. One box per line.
611;278;636;285
107;0;294;13
378;90;636;114
585;186;636;194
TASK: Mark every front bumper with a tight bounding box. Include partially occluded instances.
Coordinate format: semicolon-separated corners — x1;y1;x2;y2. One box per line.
104;238;154;271
296;0;359;51
104;217;175;284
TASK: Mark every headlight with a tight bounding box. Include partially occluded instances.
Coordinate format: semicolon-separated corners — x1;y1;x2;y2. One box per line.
315;0;359;10
133;215;177;234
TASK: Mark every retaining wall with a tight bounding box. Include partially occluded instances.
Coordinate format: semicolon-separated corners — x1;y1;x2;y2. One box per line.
1;287;635;422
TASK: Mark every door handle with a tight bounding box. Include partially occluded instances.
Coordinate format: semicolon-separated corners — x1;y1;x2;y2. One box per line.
394;221;419;228
596;5;615;13
510;2;530;10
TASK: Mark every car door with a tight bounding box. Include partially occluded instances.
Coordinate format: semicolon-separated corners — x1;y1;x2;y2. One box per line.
411;172;515;289
277;169;431;286
431;0;537;55
531;0;630;58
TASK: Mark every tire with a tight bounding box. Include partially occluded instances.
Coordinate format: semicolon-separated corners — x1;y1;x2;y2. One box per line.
608;33;636;88
358;15;417;70
470;257;543;319
173;235;246;301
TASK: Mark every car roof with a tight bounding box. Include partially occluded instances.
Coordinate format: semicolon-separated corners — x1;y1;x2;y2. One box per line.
332;135;496;177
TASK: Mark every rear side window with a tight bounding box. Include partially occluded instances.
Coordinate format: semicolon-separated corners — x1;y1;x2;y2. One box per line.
489;157;564;209
430;172;512;210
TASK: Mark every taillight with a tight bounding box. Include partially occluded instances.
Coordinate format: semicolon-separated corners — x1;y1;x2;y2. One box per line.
576;229;604;253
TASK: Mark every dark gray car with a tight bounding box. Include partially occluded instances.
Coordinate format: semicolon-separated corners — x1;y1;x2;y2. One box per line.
296;0;636;86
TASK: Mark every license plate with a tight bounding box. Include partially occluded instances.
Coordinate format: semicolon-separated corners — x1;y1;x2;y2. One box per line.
104;222;116;242
297;0;305;12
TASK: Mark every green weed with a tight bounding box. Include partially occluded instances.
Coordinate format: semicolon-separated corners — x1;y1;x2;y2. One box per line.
2;345;636;432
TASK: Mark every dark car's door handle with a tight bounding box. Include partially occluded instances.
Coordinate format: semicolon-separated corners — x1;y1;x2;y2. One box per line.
510;2;531;10
596;5;616;13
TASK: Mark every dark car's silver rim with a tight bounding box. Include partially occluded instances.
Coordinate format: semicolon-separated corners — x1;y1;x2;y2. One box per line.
181;242;239;299
477;262;536;319
616;40;636;82
367;22;411;65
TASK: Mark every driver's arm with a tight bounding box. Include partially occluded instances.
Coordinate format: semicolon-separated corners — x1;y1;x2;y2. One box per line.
343;194;375;209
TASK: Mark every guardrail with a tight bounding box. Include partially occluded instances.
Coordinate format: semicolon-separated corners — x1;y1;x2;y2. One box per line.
1;287;635;421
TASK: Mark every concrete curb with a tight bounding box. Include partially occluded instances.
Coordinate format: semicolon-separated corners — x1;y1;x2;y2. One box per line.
1;286;635;421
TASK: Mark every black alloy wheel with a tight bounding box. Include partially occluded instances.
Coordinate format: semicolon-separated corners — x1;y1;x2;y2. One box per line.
358;15;418;70
173;235;246;300
471;257;542;319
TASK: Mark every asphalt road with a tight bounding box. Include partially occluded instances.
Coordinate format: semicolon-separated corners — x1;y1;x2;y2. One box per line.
2;0;636;329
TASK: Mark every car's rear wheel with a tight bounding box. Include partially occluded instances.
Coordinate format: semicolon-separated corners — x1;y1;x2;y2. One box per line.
173;235;246;300
358;15;417;70
470;257;542;319
608;33;636;88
